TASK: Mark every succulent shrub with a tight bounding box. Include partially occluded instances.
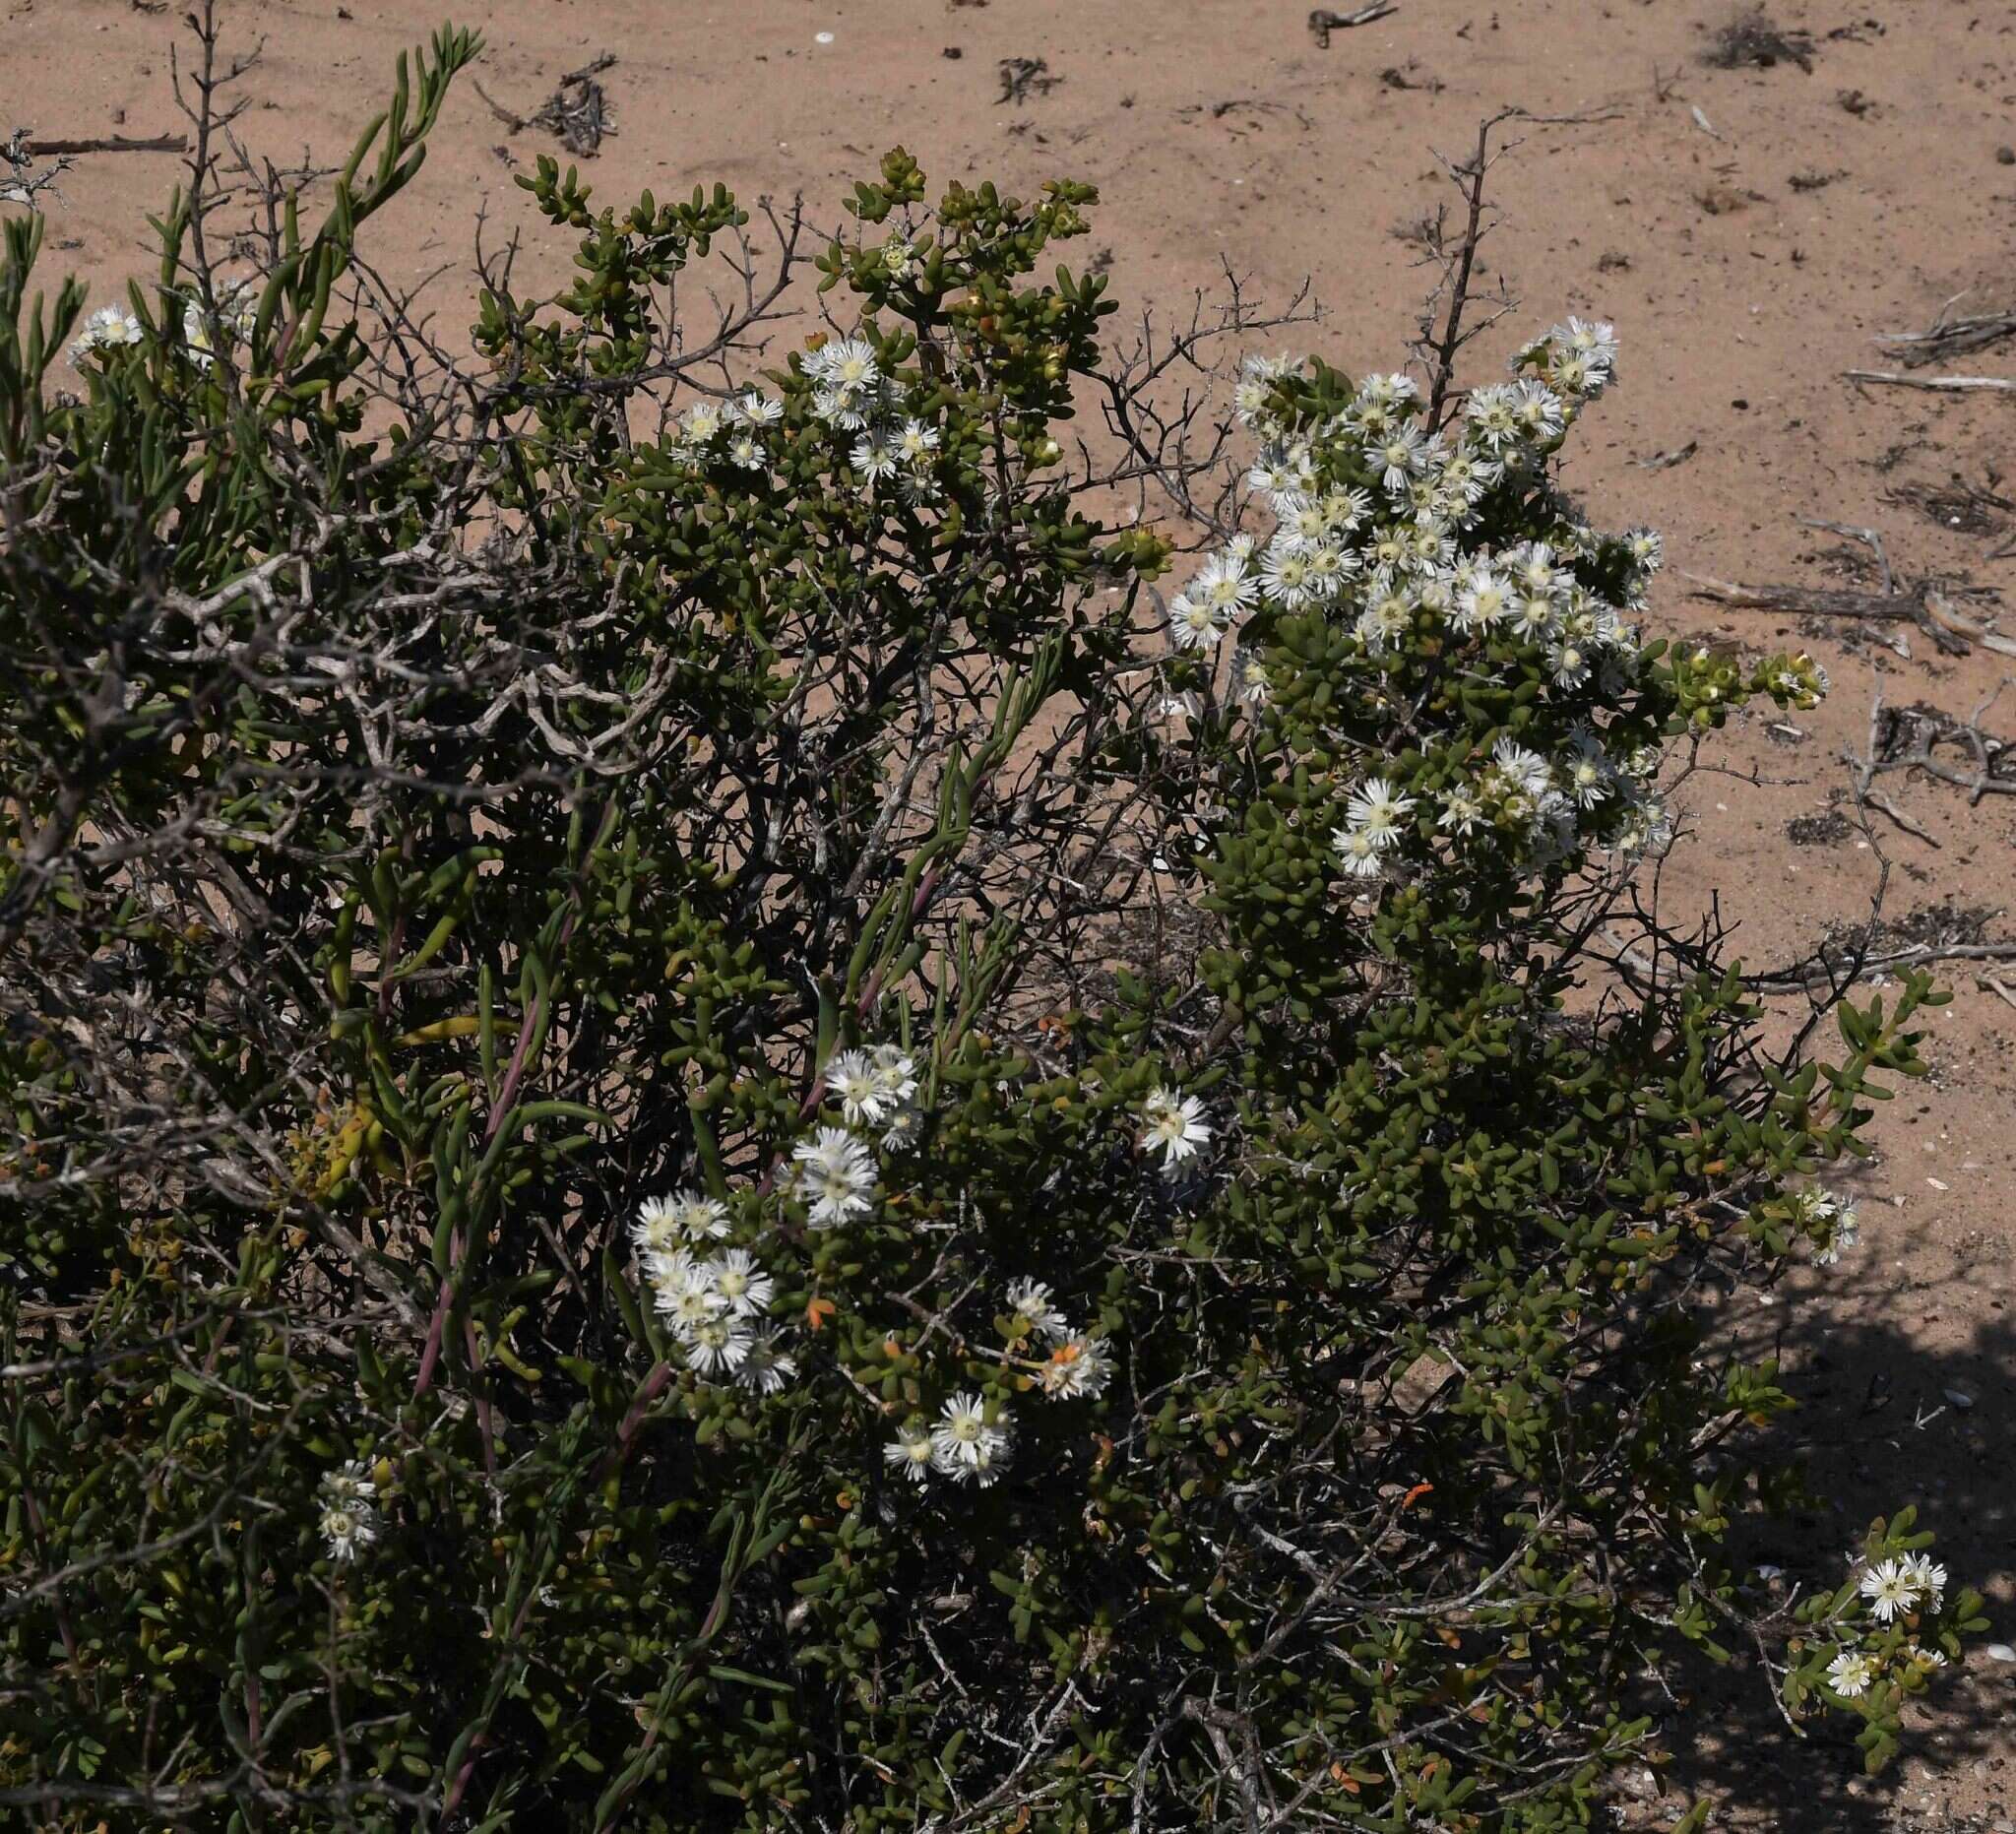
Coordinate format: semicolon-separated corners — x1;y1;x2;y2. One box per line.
0;25;1979;1833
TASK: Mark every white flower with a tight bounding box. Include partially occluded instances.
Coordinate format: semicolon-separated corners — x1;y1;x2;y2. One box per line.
633;1189;729;1259
1190;549;1258;622
1038;1334;1114;1400
734;1328;798;1396
1858;1557;1921;1623
681;400;726;446
1332;825;1387;878
71;303;144;361
1900;1553;1947;1611
1438;782;1485;838
1260;542;1316;609
652;1252;726;1333
180;284;257;368
805;336;880;397
1623;527;1665;574
1139;1086;1212;1171
929;1390;1011;1475
879;1101;922;1152
791;1125;877;1227
1344;777;1416;849
851;428;901;484
735;390;784;424
881;234;918;282
1166;593;1229;654
684;1312;754;1376
1004;1277;1069;1343
1372;423;1424;494
884;1422;936;1486
826;1048;888;1125
1454;566;1510;632
1463;383;1522;451
724;429;766;471
870;1044;918;1108
703;1248;774;1319
319;1499;380;1564
321;1459;374;1504
1511;379;1565;442
1233;649;1272;707
1825;1649;1877;1699
896;417;940;466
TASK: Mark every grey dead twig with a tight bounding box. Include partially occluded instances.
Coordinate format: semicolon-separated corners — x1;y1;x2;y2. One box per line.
1631;439;1698;471
472;52;616;156
1308;4;1397;48
1683;519;2015;661
1845;369;2016;395
1873;293;2016;370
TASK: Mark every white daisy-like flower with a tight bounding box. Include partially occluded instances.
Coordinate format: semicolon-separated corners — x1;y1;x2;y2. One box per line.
805;336;880;396
1004;1277;1069;1343
1355;587;1415;654
703;1248;774;1320
1858;1557;1921;1623
1303;543;1355;599
1345;777;1417;848
680;400;726;446
736;390;784;424
1372;424;1424;494
1038;1334;1114;1400
896;417;940;466
1190;549;1259;622
724;429;766;471
937;1430;1010;1486
319;1499;380;1564
791;1125;877;1227
322;1459;375;1504
71;303;145;362
1904;1643;1948;1670
1558;316;1618;372
1139;1085;1212;1170
633;1189;729;1258
1825;1649;1877;1699
879;1101;922;1152
1511;379;1565;442
1166;593;1229;653
1455;566;1511;632
1491;738;1555;800
1900;1553;1947;1611
870;1044;918;1108
884;1422;937;1486
1233;649;1272;707
734;1328;799;1396
684;1312;754;1376
930;1390;1010;1474
181;285;257;369
1463;383;1523;452
1438;782;1485;838
881;234;918;282
826;1048;887;1125
851;428;901;484
1260;542;1315;609
811;385;873;430
1623;527;1665;575
1332;825;1387;878
1563;731;1613;809
652;1253;727;1333
1549;640;1591;690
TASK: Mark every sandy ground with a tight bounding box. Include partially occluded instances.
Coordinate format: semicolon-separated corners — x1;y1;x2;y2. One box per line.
10;0;2016;1823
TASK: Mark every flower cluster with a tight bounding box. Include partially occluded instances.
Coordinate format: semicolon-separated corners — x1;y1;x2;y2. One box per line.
668;387;784;470
1820;1552;1952;1698
1797;1186;1861;1266
630;1189;797;1391
317;1460;382;1565
801;336;943;500
882;1277;1115;1493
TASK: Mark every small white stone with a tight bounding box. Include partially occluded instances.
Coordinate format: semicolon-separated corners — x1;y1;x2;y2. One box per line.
1942;1388;1975;1411
1984;1641;2016;1663
814;30;836;44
